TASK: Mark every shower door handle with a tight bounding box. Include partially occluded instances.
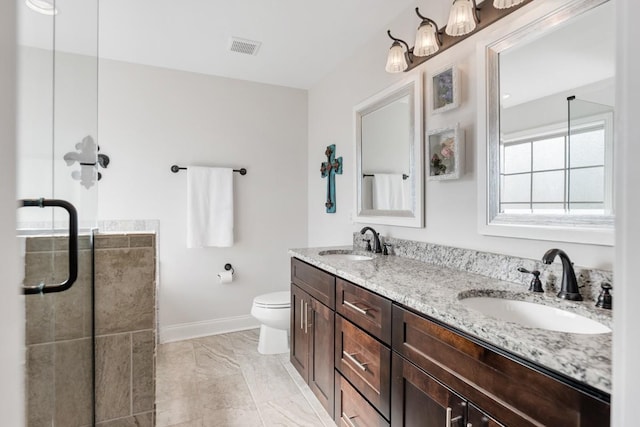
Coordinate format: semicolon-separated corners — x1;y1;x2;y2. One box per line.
19;198;79;295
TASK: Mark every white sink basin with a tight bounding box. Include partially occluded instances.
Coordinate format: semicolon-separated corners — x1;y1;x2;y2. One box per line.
318;250;374;261
459;297;611;334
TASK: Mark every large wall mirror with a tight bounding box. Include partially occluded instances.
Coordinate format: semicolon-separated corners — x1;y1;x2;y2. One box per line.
481;0;614;245
354;75;424;228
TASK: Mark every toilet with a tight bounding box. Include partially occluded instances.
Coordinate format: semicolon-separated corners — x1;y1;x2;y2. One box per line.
250;291;291;354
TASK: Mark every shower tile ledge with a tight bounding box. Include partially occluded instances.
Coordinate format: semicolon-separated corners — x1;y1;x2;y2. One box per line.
289;246;612;395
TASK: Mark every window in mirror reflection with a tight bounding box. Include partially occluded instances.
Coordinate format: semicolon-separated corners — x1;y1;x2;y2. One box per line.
500;103;613;215
496;0;614;221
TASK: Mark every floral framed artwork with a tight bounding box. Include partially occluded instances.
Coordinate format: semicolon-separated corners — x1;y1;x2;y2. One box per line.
427;125;464;181
429;65;459;114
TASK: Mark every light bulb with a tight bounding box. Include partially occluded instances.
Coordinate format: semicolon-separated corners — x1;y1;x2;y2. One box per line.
385;42;408;73
414;22;440;57
446;0;477;37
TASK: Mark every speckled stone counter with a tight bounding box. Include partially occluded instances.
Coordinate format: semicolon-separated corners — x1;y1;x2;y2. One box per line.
289;246;612;395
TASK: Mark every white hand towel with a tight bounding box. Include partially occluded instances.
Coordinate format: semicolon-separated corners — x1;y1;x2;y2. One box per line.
373;174;406;210
187;167;234;248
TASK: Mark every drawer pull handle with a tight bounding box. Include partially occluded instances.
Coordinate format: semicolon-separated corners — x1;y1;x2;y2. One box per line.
300;298;304;330
342;351;368;372
467;424;473;427
343;300;371;316
446;407;452;427
341;412;358;427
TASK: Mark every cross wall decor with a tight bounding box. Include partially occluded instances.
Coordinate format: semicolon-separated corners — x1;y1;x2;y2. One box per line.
320;144;343;213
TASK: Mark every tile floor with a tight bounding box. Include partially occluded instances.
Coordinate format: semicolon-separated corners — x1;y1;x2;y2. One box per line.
156;329;336;427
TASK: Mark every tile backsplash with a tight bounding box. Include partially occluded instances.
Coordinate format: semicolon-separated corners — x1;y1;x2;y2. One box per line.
353;233;612;302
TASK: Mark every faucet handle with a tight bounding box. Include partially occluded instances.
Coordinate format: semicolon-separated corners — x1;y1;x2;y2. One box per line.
518;267;543;293
595;282;612;310
383;243;392;256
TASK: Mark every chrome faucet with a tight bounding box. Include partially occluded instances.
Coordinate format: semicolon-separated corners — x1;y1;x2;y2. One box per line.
542;249;583;301
360;226;382;253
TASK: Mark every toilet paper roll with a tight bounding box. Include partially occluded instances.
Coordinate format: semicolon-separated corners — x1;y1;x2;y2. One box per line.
218;270;233;284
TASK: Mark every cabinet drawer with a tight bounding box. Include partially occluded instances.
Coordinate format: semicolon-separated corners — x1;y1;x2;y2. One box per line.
291;258;335;309
335;372;389;427
336;278;392;345
336;315;391;419
392;305;610;427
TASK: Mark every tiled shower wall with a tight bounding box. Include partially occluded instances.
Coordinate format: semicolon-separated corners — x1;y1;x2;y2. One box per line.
94;233;156;426
24;233;157;427
24;235;94;426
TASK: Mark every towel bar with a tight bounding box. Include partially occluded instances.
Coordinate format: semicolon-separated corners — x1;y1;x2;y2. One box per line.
171;165;247;175
363;173;409;180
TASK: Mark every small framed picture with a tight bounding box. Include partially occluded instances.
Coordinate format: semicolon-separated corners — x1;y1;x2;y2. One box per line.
429;65;459;114
427;125;464;181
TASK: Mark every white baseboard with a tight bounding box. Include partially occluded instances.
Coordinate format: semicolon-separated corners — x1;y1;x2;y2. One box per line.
160;315;260;344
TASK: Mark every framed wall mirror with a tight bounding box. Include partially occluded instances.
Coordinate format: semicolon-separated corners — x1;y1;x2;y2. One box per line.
354;74;424;228
480;0;614;245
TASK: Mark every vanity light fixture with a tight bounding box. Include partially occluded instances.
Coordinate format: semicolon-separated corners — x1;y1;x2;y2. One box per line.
446;0;480;37
413;8;443;57
25;0;58;15
385;0;530;73
385;31;412;73
494;0;526;9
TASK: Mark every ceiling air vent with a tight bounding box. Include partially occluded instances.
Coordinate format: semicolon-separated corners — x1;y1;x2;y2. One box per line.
228;37;262;56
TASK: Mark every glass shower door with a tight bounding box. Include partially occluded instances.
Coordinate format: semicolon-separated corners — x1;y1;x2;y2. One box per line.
17;0;99;425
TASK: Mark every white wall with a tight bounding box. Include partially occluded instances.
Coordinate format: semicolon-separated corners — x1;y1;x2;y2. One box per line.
97;59;308;341
0;0;24;424
613;0;640;424
307;0;613;270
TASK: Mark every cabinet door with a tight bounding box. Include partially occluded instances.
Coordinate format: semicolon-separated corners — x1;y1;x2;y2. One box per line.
391;353;465;427
467;404;504;427
290;284;310;382
309;297;335;415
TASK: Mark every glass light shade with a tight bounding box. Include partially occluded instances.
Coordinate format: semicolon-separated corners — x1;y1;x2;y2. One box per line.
414;22;440;57
385;42;408;73
493;0;525;9
25;0;58;15
445;0;477;37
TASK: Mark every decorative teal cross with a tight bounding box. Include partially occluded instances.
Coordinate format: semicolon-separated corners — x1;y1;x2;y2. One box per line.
320;144;343;213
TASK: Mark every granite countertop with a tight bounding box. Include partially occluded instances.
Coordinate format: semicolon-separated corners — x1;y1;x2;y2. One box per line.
289;246;612;395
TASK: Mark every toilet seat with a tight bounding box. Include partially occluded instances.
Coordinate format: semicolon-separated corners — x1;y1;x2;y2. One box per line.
253;291;290;309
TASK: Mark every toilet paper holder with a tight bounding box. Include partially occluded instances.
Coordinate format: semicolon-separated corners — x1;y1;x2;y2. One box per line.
217;263;235;283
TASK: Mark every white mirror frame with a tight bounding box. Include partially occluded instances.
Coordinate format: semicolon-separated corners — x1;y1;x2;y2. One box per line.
354;74;424;228
477;0;614;246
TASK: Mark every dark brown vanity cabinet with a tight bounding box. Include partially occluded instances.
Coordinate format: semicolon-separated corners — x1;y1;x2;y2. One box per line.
290;259;335;415
392;305;610;427
290;257;610;427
